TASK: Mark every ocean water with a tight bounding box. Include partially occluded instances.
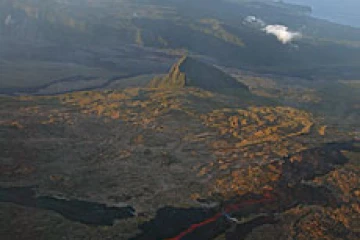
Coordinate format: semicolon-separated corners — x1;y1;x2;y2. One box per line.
285;0;360;28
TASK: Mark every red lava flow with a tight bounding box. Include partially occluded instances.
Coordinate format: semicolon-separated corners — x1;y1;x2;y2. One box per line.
167;192;275;240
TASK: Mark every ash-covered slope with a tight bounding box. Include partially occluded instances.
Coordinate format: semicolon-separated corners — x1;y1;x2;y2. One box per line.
149;56;249;93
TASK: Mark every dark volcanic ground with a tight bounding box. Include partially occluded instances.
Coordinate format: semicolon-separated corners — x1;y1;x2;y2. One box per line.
0;88;359;240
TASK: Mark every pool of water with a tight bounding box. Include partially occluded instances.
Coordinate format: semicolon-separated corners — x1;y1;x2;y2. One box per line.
285;0;360;28
0;186;135;226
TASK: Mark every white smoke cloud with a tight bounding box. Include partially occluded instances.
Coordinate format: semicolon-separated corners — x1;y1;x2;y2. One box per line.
243;16;302;44
263;25;302;44
5;15;12;26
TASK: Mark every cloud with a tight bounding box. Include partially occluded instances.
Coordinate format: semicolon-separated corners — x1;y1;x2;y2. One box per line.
262;25;302;44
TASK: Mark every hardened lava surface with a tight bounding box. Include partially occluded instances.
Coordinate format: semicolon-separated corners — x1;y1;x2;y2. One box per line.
0;88;358;240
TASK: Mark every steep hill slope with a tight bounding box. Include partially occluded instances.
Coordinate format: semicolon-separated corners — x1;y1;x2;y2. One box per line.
149;56;249;93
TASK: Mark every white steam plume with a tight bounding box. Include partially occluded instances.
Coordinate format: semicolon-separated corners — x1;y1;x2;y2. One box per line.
243;16;302;44
262;25;302;44
5;15;12;26
243;16;266;27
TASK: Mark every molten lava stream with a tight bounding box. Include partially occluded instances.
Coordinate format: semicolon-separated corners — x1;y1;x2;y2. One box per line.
167;193;274;240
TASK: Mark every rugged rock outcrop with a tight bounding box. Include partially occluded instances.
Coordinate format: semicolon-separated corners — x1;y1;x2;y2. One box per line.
149;56;249;93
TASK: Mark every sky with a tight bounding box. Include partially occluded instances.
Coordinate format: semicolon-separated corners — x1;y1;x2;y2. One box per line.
284;0;360;28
